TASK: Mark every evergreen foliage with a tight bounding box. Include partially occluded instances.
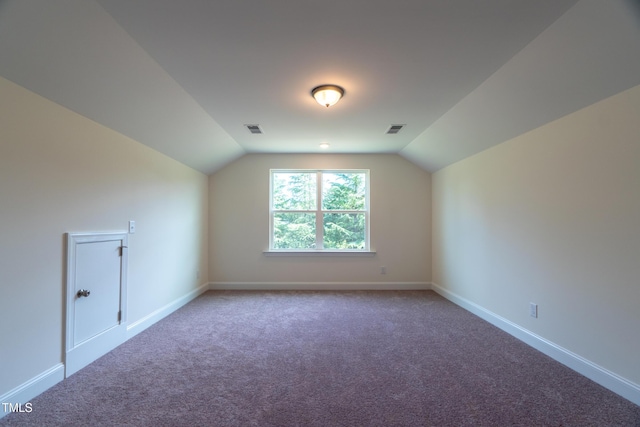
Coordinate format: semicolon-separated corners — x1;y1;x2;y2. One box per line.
272;171;366;249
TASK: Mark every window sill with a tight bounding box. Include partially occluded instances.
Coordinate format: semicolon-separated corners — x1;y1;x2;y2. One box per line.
263;250;376;257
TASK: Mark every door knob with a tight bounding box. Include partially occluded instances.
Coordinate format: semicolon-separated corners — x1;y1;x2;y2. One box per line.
77;289;91;298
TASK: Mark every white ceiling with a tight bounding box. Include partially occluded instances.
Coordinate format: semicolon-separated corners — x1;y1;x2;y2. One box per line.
0;0;639;174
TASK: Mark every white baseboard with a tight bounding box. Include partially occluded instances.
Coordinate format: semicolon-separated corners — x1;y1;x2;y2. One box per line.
127;282;210;339
209;282;431;291
430;282;640;406
0;363;64;420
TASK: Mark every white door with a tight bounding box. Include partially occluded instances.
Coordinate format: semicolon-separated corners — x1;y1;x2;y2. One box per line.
74;239;122;344
66;232;128;377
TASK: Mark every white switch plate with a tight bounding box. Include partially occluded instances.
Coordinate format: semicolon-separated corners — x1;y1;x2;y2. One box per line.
530;302;538;318
129;220;136;234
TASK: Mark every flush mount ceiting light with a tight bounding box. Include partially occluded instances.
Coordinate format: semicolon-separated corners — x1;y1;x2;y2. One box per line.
311;85;345;108
319;142;330;149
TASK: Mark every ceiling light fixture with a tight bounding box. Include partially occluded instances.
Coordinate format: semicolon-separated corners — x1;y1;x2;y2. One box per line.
311;85;344;108
319;142;330;149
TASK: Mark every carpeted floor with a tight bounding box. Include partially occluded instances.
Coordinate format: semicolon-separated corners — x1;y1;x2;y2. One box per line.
2;290;639;426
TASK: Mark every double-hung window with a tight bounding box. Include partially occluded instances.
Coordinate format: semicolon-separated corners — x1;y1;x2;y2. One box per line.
269;169;370;251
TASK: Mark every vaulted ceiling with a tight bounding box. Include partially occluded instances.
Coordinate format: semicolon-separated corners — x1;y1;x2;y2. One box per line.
1;0;639;174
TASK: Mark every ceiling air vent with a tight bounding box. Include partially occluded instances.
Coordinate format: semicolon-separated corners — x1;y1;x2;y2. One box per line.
386;124;405;134
245;124;263;134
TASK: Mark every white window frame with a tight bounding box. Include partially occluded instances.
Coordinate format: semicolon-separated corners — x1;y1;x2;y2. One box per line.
267;169;373;255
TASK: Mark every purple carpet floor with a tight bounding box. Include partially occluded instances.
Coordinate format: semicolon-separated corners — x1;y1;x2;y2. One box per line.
2;290;639;426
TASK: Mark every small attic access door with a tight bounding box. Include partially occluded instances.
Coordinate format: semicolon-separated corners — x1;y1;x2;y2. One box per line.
65;231;128;377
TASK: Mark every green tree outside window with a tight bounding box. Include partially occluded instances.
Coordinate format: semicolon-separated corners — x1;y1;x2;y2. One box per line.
271;170;369;250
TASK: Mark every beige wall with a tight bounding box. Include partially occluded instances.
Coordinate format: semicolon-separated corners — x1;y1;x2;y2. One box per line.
432;84;640;385
209;154;431;286
0;76;209;396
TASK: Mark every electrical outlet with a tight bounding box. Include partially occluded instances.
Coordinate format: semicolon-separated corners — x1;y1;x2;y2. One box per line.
380;266;387;275
128;220;136;234
530;302;538;318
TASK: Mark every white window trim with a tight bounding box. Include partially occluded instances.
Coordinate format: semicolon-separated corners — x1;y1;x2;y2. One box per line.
263;250;376;256
267;169;372;254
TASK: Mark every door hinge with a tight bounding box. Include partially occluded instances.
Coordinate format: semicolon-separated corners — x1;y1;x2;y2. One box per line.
119;246;127;256
117;311;122;322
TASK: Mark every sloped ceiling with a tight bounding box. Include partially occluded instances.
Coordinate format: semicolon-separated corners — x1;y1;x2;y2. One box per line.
0;0;638;175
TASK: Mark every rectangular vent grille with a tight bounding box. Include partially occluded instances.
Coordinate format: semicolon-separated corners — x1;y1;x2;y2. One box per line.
386;124;404;134
245;124;263;134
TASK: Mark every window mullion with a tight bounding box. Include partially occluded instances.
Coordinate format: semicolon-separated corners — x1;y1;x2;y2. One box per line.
316;171;323;249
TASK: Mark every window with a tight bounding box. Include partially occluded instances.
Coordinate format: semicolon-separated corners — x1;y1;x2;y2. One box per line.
269;169;370;251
